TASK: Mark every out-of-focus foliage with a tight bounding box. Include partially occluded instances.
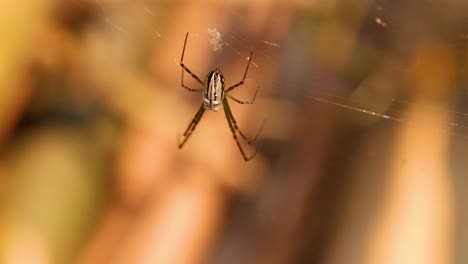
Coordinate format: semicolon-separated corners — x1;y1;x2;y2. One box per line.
0;0;467;263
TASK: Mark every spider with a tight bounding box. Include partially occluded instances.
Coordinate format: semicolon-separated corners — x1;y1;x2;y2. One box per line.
178;32;263;161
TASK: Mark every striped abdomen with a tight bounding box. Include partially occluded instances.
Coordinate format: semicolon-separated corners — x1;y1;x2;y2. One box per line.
204;69;225;112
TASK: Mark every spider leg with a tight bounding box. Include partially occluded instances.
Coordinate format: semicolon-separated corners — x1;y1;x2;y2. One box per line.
225;84;259;104
182;104;204;136
180;32;205;87
223;100;264;145
223;100;260;161
181;69;204;92
178;104;205;148
225;51;253;93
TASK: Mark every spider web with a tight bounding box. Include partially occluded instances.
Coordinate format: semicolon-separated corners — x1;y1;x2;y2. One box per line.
91;0;468;138
91;0;468;177
89;4;468;163
91;2;468;263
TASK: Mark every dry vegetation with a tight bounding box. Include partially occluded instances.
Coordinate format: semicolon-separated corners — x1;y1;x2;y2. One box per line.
0;0;467;263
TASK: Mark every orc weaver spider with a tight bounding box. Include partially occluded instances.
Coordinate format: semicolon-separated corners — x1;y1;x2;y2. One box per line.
178;32;262;161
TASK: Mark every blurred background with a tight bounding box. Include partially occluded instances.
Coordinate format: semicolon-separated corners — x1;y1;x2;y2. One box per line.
0;0;467;263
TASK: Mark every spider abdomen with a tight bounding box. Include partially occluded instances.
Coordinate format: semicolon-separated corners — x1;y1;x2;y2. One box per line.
204;69;225;112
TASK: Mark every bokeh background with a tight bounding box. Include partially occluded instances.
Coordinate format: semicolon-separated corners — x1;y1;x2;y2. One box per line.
0;0;467;263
